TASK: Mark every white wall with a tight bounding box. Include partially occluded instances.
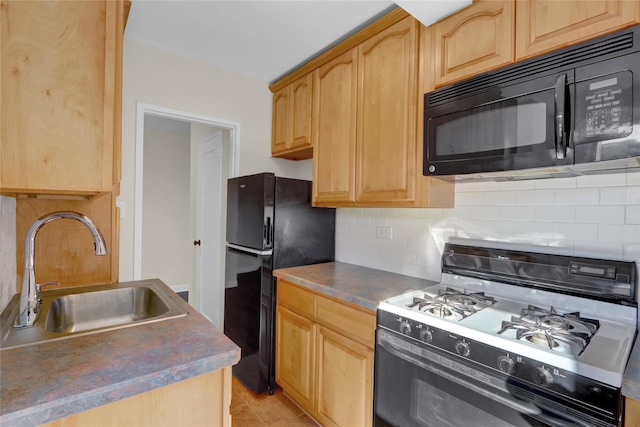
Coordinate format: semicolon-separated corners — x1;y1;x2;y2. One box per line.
0;196;16;312
141;127;192;287
119;38;312;281
336;172;640;284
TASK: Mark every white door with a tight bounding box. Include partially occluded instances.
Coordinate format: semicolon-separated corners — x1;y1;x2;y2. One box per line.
195;133;224;327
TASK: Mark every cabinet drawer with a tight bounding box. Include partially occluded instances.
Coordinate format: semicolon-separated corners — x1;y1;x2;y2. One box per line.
316;296;375;348
277;280;316;319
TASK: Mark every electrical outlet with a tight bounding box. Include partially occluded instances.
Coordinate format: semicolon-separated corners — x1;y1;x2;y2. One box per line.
376;226;393;239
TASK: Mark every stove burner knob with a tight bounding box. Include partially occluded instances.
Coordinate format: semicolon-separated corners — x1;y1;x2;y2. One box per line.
419;329;433;343
455;341;471;357
399;321;412;336
497;356;516;374
532;367;554;387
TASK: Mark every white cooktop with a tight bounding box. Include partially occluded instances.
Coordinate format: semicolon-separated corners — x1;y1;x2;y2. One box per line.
379;274;638;387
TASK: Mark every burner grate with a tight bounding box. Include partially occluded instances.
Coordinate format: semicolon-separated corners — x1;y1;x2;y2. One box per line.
407;287;497;320
498;305;600;356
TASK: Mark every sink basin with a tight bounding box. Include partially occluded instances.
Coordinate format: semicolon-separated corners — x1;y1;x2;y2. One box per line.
0;281;189;349
45;286;172;333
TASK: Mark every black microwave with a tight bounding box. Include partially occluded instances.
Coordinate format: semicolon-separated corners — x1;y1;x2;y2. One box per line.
423;26;640;181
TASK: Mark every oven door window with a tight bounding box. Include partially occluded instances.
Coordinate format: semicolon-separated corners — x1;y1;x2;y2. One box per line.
374;329;603;427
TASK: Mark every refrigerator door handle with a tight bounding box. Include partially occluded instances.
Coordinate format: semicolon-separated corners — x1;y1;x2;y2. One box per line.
226;243;273;256
265;217;272;247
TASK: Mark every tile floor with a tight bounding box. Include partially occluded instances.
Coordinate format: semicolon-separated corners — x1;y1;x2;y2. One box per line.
231;376;319;426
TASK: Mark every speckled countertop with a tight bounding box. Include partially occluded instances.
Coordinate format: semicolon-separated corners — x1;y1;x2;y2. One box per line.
0;279;240;426
623;337;640;400
273;261;436;311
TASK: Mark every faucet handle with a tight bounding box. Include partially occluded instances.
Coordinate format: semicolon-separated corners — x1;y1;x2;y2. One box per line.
36;282;60;293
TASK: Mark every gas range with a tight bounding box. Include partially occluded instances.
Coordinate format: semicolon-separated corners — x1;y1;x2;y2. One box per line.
375;243;638;427
380;276;637;387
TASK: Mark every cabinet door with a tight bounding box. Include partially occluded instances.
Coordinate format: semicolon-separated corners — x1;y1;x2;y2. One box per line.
289;73;313;151
432;0;515;88
1;0;122;195
516;0;639;60
271;74;313;159
315;326;373;427
271;86;290;154
312;49;358;205
275;305;316;416
356;16;417;204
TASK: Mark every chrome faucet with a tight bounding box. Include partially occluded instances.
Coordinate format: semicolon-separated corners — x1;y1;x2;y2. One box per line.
14;211;107;328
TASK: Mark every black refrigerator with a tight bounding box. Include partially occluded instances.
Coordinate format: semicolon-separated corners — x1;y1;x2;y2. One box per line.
224;172;335;394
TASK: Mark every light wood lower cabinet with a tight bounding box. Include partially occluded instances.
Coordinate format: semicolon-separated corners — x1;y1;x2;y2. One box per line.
40;367;232;427
316;326;373;427
276;305;316;416
626;397;640;426
275;279;375;427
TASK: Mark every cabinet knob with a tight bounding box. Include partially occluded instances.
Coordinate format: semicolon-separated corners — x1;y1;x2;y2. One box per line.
194;240;201;246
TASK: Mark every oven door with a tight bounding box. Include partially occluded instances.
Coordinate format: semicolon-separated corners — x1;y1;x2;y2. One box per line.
374;328;613;427
423;72;574;178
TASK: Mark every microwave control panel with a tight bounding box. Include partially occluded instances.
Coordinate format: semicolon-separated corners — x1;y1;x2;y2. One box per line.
579;70;632;141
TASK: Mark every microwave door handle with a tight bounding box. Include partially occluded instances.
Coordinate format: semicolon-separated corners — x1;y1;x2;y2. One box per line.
554;74;567;159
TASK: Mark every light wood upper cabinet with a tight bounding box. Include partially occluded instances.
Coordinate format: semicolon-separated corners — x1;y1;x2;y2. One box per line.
312;15;453;208
271;73;314;160
312;49;358;205
0;0;126;197
356;17;417;204
271;9;454;209
516;0;640;61
431;0;515;88
275;279;375;427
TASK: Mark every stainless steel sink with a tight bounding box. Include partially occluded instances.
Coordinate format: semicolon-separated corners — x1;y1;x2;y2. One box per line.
0;281;189;350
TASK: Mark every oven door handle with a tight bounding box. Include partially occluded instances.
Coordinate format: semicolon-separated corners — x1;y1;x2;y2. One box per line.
379;337;586;427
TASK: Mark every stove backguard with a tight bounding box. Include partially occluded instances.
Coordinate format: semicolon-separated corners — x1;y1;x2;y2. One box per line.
441;243;637;305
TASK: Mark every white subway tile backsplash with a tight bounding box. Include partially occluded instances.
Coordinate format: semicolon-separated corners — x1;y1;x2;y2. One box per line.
416;208;444;219
627;206;640;225
455;191;484;206
552;223;598;241
534;206;575;222
499;206;535;222
574;242;623;259
482;191;518;206
629;186;640;205
628;172;640;186
534;177;577;189
598;224;640;243
554;188;599;205
600;187;629;205
577;173;627;188
335;172;640;283
0;196;17;313
576;206;626;224
469;206;501;221
499;180;537;191
481;220;516;237
517;189;554;205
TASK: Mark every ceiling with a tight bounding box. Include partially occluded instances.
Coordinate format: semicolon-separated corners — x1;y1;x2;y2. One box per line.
125;0;471;84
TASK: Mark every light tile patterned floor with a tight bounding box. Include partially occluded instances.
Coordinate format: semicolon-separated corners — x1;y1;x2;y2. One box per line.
231;376;319;426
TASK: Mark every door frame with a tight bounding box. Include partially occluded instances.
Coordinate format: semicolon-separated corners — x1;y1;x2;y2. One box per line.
132;102;240;288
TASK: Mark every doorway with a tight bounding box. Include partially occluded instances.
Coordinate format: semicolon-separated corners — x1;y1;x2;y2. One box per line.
133;102;239;329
